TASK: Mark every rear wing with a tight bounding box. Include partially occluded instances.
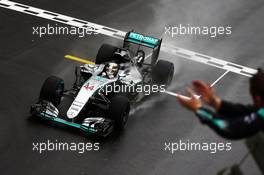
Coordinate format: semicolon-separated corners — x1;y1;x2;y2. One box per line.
123;31;162;65
124;31;161;49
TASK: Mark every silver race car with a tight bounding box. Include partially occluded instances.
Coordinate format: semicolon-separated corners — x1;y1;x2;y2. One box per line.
30;31;174;137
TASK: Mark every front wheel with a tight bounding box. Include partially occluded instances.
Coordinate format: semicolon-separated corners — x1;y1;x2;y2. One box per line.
39;76;64;107
109;95;130;130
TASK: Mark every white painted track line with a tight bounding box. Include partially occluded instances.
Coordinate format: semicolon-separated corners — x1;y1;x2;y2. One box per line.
164;91;191;100
165;70;229;99
162;44;257;77
0;0;127;39
210;70;229;87
0;0;257;78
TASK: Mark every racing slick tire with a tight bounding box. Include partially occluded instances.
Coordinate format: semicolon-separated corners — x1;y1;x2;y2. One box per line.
109;95;130;130
96;43;118;64
39;76;64;107
152;60;174;87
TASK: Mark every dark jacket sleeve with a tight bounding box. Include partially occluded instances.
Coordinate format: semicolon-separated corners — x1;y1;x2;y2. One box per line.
195;107;264;140
218;101;256;118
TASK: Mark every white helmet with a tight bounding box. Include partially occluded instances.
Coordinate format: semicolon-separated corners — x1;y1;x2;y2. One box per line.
105;63;118;78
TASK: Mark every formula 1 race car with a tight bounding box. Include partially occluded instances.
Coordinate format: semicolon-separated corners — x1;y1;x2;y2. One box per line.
30;31;174;137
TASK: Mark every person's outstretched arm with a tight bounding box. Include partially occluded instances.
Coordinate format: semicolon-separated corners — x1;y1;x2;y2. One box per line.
177;87;264;139
217;100;256;118
196;107;264;139
192;80;255;117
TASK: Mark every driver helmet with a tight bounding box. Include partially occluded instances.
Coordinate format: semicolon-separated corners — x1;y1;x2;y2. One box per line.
105;62;119;79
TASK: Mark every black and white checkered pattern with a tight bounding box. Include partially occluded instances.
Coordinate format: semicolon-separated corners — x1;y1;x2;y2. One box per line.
0;0;126;39
0;0;257;77
162;44;257;77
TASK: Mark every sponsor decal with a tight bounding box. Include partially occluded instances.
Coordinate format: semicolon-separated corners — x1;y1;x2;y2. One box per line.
83;83;95;91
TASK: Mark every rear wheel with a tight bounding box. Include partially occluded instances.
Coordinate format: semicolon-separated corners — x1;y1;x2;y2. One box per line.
152;60;174;87
96;44;118;64
39;76;64;107
109;95;130;130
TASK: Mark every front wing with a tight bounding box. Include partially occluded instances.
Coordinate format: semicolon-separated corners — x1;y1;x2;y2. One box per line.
30;100;114;137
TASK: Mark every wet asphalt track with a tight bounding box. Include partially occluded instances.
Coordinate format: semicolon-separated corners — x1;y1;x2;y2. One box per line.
1;0;264;174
